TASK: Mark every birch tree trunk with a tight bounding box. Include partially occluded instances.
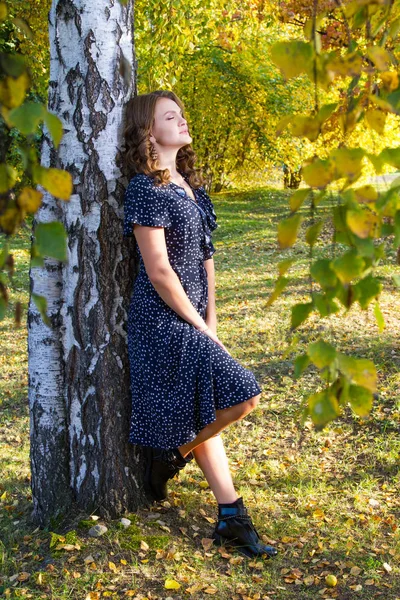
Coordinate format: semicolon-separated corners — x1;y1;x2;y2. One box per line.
27;0;143;526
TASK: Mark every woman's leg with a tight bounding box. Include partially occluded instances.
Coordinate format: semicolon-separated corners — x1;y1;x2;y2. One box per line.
192;435;238;504
178;392;260;458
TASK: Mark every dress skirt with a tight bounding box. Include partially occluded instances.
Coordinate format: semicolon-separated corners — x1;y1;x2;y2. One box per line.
123;172;262;449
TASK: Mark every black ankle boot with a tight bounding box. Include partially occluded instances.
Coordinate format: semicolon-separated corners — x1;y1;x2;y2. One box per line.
143;447;193;501
212;497;278;559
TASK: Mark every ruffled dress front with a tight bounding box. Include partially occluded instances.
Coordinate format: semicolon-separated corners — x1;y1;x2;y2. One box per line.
123;172;262;449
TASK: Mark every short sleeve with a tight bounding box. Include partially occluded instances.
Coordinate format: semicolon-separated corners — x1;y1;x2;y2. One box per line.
123;175;172;237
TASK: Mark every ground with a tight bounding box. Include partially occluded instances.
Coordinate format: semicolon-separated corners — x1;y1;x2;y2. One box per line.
0;187;399;599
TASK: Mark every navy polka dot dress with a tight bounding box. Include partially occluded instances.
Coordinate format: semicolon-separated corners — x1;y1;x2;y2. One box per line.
123;171;262;449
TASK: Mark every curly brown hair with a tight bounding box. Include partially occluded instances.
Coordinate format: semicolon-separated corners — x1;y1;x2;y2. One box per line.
122;90;204;188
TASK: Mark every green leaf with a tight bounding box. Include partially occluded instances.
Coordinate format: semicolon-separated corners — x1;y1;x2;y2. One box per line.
394;211;400;247
278;258;296;276
305;220;324;246
294;353;310;378
374;301;385;332
0;297;6;321
348;385;373;417
33;222;68;262
317;103;338;122
308;340;337;369
393;274;400;288
335;282;356;309
332;250;366;284
380;147;400;170
270;41;314;80
44;110;64;149
31;293;51;327
353;274;382;309
8;101;45;135
388;16;400;39
311;259;337;288
291;302;313;329
313;293;340;317
278;214;302;248
266;276;289;307
290;188;311;212
337;353;377;392
308;390;340;428
353;236;376;258
0;163;17;193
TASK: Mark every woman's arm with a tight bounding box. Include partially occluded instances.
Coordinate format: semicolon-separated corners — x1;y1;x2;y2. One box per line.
204;257;217;335
134;224;207;328
133;225;229;352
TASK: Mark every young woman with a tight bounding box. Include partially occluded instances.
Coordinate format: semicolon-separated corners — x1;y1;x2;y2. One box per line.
122;90;277;559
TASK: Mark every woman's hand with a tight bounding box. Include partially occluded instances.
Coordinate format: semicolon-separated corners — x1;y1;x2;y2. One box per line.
202;327;231;355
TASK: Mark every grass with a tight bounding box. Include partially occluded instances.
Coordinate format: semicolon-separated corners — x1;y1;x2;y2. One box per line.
0;188;399;600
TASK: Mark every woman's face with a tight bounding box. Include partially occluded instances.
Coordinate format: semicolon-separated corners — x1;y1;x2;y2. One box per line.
150;97;192;148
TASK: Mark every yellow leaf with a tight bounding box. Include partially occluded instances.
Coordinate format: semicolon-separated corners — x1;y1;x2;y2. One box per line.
85;593;100;600
346;209;378;238
18;187;43;213
365;110;386;134
33;166;73;201
367;46;391;71
0;491;6;501
270;41;313;80
140;540;149;552
303;158;334;188
0;3;8;20
165;578;181;590
201;538;214;551
331;148;365;182
199;481;209;488
278;214;302;248
0;163;17;193
203;586;218;594
380;71;399;91
383;562;392;573
120;559;127;565
313;508;325;520
124;592;137;598
108;561;117;572
290;188;311;212
0;72;30;109
18;572;30;581
326;52;362;78
353;185;378;203
291;115;321;141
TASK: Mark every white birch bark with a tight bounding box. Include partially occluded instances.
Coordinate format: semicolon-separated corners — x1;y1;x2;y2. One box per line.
28;0;142;525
